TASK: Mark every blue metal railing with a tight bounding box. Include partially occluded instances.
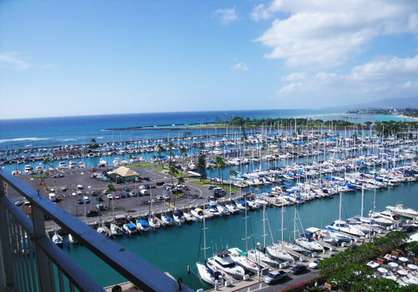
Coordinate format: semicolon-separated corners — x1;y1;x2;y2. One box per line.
0;170;191;292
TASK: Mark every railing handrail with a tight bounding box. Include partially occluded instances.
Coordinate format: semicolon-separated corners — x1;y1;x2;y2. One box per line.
0;196;104;291
0;170;190;292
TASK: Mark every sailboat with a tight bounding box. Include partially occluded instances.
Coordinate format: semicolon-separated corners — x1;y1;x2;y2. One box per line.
227;247;260;274
347;186;375;234
265;205;295;262
293;208;324;252
327;193;365;237
195;216;224;287
245;202;278;267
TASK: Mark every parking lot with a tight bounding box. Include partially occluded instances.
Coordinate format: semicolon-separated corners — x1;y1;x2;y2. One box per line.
11;165;233;223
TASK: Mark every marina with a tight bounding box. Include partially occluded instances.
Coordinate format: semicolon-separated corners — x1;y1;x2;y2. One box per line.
2;118;418;290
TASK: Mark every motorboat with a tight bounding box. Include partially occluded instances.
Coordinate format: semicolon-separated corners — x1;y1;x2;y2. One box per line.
207;251;246;280
24;164;33;173
110;223;124;237
326;220;365;237
225;202;239;214
148;215;161;229
368;212;395;225
136;217;151;232
191;208;204;220
97;225;111;237
161;213;174;226
173;210;186;225
196;262;223;287
228;248;260;274
122;222;137;235
386;205;418;219
217;204;230;216
52;232;63;248
208;204;221;216
183;211;196;222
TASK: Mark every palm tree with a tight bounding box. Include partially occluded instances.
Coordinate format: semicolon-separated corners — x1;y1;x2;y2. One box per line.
179;145;188;163
167;142;175;161
177;175;185;185
156;144;165;165
215;156;225;184
197;153;207;180
229;169;238;198
168;162;179;185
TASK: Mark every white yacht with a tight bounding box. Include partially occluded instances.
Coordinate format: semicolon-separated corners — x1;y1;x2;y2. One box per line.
386;205;418;219
266;244;295;262
247;249;278;267
327;220;365;237
148;215;161;229
294;237;324;252
110;223;124;237
207;252;246;280
227;247;260;274
196;262;223;287
191;208;204;220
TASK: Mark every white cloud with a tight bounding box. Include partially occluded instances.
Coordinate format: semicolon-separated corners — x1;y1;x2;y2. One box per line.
214;8;239;25
278;54;418;104
251;1;282;21
231;62;249;72
285;72;305;81
0;52;31;70
255;0;418;67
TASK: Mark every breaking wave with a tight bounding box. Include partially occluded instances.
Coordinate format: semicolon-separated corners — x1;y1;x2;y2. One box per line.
0;137;50;144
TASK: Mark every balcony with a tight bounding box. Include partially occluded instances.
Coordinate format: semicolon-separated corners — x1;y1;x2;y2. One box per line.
0;170;190;292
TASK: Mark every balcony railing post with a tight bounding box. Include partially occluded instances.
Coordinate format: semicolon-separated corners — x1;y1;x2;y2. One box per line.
0;178;14;289
32;205;55;292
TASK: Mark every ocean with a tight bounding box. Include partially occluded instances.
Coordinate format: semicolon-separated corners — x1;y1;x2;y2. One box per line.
0;109;413;151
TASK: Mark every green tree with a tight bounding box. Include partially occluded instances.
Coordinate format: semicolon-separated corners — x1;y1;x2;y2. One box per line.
179;145;188;162
107;183;116;193
155;144;165;165
168;162;179;185
197;153;207;179
215;156;225;184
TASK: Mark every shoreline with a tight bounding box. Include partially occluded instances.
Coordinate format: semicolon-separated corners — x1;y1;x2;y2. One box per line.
398;114;418;121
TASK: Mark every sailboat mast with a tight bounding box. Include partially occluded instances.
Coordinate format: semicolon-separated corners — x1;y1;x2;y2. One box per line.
281;205;284;243
203;216;207;259
338;192;342;221
361;185;364;218
244;202;249;251
293;208;297;241
373;188;376;211
262;204;267;248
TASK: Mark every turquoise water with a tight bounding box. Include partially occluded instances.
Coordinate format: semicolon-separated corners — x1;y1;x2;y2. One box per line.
66;182;418;289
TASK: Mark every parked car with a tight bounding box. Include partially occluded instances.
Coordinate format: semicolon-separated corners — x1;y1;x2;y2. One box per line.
291;264;308;275
86;210;99;217
263;270;287;285
96;203;106;211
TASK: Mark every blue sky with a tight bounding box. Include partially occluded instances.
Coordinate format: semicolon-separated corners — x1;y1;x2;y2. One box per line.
1;0;418;119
